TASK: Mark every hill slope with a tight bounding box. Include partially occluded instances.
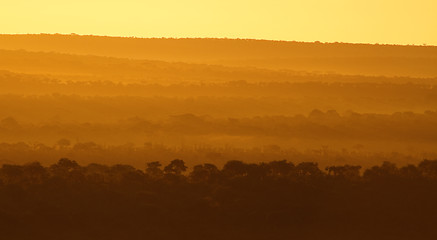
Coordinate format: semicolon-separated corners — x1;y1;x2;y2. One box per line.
1;34;437;77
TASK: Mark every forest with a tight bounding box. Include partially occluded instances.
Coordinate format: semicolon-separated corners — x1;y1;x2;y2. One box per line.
1;158;437;239
0;48;436;168
1;34;437;239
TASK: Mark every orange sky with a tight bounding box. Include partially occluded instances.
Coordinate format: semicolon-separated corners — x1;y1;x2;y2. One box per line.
1;0;436;45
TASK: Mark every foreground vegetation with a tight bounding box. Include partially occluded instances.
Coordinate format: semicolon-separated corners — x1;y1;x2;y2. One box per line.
1;158;436;239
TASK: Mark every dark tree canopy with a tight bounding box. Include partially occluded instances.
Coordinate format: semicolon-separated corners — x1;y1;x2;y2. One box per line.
0;158;437;240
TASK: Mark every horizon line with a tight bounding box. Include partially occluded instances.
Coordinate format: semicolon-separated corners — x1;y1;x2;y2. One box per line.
1;33;436;48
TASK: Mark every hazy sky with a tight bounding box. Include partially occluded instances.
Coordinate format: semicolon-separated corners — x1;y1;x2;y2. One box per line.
1;0;436;45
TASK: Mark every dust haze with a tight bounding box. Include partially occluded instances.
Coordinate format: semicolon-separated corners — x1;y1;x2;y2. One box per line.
0;34;436;168
1;34;437;239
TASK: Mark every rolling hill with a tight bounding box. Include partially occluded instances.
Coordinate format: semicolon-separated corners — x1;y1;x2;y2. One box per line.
1;34;437;77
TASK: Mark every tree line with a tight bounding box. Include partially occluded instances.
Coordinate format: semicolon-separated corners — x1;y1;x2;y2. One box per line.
1;158;436;239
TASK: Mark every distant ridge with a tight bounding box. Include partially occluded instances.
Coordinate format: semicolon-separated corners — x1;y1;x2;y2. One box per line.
1;34;436;58
2;33;436;47
1;34;437;77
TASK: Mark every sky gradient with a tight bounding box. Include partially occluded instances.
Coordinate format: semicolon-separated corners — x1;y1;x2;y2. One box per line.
1;0;436;45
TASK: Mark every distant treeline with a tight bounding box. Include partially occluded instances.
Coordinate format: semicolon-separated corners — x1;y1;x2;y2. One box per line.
1;111;437;167
2;70;437;95
2;92;436;121
0;158;436;239
1;34;437;77
0;140;431;169
2;110;437;143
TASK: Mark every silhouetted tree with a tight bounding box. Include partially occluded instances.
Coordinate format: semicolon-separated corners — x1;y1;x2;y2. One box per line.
418;159;437;179
296;162;323;177
364;161;398;180
326;165;361;180
22;161;48;185
110;164;144;185
85;163;109;183
190;163;220;183
265;160;295;178
49;158;83;182
146;161;164;179
164;159;187;175
0;164;24;185
222;160;249;178
399;164;421;179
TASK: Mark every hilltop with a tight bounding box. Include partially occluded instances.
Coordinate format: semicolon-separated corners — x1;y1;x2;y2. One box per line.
1;34;437;77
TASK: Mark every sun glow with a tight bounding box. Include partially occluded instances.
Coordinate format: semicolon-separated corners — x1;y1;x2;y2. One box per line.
1;0;436;45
